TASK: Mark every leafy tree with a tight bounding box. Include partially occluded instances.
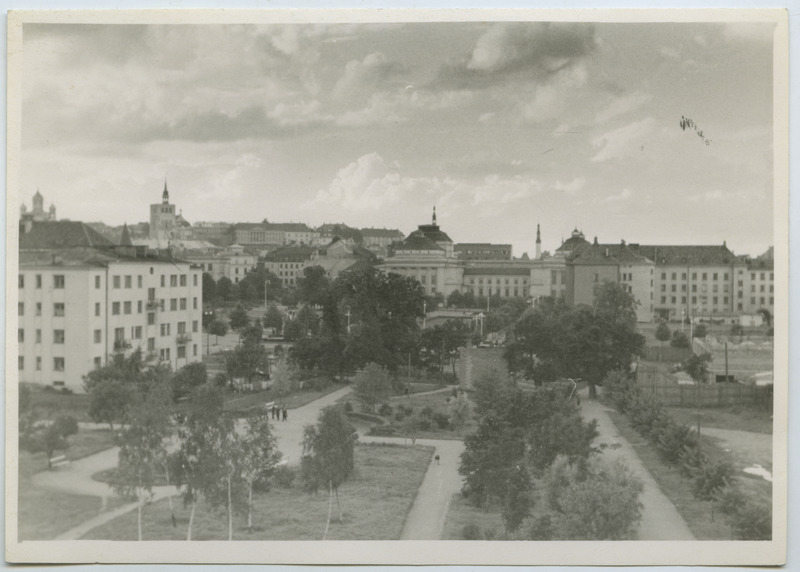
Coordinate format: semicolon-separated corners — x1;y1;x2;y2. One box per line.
271;354;302;397
297;265;331;306
263;303;283;332
227;336;269;386
208;319;228;344
446;290;464;309
239;411;282;531
83;350;150;429
172;362;208;401
448;392;472;434
670;330;690;349
693;323;707;338
539;456;643;540
420;319;469;377
202;273;217;304
113;379;173;540
655;321;671;347
241;322;264;346
300;405;358;538
684;352;713;382
353;362;392;413
22;416;79;468
502;464;533;535
283;319;304;342
216;276;234;302
693;461;733;521
229;305;250;333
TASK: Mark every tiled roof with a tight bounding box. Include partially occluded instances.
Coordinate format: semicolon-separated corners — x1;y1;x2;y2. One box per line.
630;244;739;266
19;246;189;267
417;224;453;244
568;243;652;266
463;266;531;276
263;245;315;262
361;227;404;238
745;257;774;271
394;231;443;251
556;234;590;253
19;221;116;249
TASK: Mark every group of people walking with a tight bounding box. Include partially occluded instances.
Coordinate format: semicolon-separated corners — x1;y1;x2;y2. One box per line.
271;404;288;422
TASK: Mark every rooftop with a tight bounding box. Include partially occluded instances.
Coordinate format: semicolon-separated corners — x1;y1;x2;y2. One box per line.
20;220;116;250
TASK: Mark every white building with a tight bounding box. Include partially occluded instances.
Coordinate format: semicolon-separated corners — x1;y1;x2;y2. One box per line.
18;221;203;392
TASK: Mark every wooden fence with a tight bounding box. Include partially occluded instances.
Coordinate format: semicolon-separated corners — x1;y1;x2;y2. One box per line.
642;345;692;363
638;379;773;411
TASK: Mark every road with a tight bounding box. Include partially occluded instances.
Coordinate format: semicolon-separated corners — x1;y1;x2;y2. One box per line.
579;392;695;540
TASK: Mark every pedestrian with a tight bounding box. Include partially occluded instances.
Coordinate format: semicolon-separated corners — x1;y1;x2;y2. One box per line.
434;454;440;465
282;406;287;422
271;404;276;420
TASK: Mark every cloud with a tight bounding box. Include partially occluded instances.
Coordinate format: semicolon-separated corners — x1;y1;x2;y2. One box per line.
722;22;775;44
594;91;652;124
553;176;586;194
591;118;656;162
659;46;680;60
333;52;400;99
522;63;588;123
434;22;596;89
267;100;325;126
603;188;632;202
334;93;407;127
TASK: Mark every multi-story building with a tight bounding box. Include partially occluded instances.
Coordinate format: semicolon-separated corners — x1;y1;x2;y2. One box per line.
742;247;774;321
190;222;234;245
18;221;203;392
233;222;319;247
455;243;513;261
462;267;529;298
263;245;316;287
360;227;405;254
149;182;192;246
183;244;258;284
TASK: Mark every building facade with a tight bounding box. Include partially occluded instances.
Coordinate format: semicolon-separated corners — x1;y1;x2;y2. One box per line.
455;243;513;261
149;182;192;246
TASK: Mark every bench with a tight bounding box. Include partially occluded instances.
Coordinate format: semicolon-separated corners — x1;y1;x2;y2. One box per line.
49;455;70;470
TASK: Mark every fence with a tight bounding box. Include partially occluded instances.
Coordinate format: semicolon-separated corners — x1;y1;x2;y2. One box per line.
642;345;692;363
637;377;772;411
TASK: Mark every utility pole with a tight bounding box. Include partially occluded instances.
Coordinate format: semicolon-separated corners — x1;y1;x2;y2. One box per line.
264;280;268;313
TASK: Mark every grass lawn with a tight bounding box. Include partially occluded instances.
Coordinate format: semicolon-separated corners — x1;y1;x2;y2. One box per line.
223;382;345;414
17;428;119;541
81;443;434;541
665;405;773;435
604;409;759;540
442;494;505;540
27;389;93;422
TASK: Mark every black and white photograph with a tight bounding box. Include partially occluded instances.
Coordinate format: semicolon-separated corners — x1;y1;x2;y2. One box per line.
6;8;789;566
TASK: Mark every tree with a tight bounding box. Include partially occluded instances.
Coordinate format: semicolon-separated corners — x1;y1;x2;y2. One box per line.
172;362;208;401
655;320;671;349
22;416;79;468
446;290;464;309
693;461;733;521
202;273;217;305
263;303;283;333
271;354;302;397
353;362;392;413
208;319;228;344
537;456;643;540
239;411;282;531
227;336;269;386
693;323;707;338
83;350;148;429
684;352;713;382
300;405;358;538
216;276;234;302
113;379;173;540
670;330;690;349
297;265;331;306
229;305;250;334
502;464;532;535
448;392;472;434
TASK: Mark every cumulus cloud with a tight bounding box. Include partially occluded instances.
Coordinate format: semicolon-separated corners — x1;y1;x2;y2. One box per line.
522;63;587;123
333;52;399;99
267;100;325;126
594;91;652;124
659;46;680;60
553;176;586;194
591;118;656;162
603;188;632;202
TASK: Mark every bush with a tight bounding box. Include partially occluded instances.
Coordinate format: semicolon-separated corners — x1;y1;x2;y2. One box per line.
602;369;635;412
656;423;698;465
378;403;393;417
343;401;354;413
729;502;772;540
394;411;405;422
432;411;450;429
402;405;414;416
420;406;434;419
462;522;482;540
670;330;690;349
274;464;296;488
213;372;228;387
693;324;707;338
416;417;432;431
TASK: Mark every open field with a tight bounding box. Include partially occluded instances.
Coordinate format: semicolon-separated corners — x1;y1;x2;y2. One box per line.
81;443;434;541
666;404;773;435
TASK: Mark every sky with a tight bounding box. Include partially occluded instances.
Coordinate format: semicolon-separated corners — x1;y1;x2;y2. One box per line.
19;18;777;258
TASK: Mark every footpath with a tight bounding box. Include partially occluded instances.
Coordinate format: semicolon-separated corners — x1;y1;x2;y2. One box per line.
579;391;695;540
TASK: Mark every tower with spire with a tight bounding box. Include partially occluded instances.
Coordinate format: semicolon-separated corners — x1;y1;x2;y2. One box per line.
149;179;178;246
535;223;542;259
20;190;57;223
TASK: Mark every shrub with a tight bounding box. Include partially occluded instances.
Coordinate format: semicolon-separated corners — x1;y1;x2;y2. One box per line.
670;330;690;349
274;464;296;488
693;324;707;338
727;501;772;540
656;423;698;465
602;369;635;412
678;445;707;477
420;406;434;419
432;412;450;429
416;417;432;431
402;405;414;416
343;401;354;413
213;372;228;387
378;403;393;417
693;461;733;507
394;411;405;422
462;522;482;540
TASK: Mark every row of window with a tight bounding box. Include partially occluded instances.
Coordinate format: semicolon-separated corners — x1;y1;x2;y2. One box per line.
18;302;65;317
19;356;64;371
19;320;199;346
472;287;525;297
658;295;773;306
111;297;198;315
19;274;65;289
18;329;63;343
660;271;774;282
469;278;530;285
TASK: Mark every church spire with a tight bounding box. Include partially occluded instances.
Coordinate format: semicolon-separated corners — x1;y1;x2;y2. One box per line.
162;180;169;204
120;222;133;246
535;222;542;259
432;205;437;225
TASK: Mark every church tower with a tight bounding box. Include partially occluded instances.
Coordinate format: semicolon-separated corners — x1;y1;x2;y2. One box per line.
149;180;178;245
535;223;542;259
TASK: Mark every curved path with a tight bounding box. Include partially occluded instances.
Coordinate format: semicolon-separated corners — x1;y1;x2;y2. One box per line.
580;392;695;540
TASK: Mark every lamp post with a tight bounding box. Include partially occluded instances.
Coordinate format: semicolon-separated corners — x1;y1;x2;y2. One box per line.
345;307;351;334
423;300;427;330
264;280;268;313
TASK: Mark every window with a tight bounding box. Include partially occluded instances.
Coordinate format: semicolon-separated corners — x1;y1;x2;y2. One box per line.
760;272;765;281
738;291;743;298
751;273;755;281
94;330;102;343
193;297;198;310
18;302;24;316
671;296;676;304
770;297;774;305
681;296;686;304
124;301;132;314
131;326;142;340
760;285;765;293
137;301;143;313
53;357;65;371
148;312;155;326
113;275;121;289
94;357;102;368
114;327;125;342
193;274;198;286
54;275;65;288
18;329;24;343
594;273;599;283
692;296;697;304
170;275;178;287
177;346;186;359
661;273;667;280
681;284;686;292
751;285;756;293
661;296;666;304
180;275;187;287
702;273;707;281
148;337;156;351
125;275;132;288
682;273;687;280
671;285;676;292
36;357;42;370
692;273;697;280
160;348;171;361
770;285;773;293
95;302;101;317
112;302;120;315
671;272;677;280
177;322;186;334
161;275;166;287
193;344;198;357
193;320;199;333
724;297;728;304
738;303;743;311
36;274;42;288
18;274;24;288
170;298;178;311
137;275;143;288
95;275;101;289
738;280;743;287
36;329;41;343
18;356;24;370
712;285;718;293
751;297;756;305
160;323;171;336
770;272;774;281
724;273;729;281
54;303;65;317
713;273;718;280
713;297;718;305
54;330;65;344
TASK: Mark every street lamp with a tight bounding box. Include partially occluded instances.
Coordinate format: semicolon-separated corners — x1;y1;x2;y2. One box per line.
264;280;268;313
345;307;352;333
423;300;427;329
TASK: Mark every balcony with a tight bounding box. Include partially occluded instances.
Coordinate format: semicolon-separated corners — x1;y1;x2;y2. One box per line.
113;339;132;352
176;333;192;345
146;299;160;311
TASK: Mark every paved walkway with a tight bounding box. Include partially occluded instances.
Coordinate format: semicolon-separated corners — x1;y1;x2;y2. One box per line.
579;392;695;540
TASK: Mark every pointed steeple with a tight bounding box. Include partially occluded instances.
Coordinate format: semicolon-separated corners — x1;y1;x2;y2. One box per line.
535;223;542;259
120;222;133;246
162;180;169;204
432;205;437;225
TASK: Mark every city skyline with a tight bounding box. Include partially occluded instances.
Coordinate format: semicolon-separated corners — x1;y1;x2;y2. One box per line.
21;20;776;257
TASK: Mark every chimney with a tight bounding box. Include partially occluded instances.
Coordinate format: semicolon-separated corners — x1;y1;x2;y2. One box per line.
604;247;609;257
